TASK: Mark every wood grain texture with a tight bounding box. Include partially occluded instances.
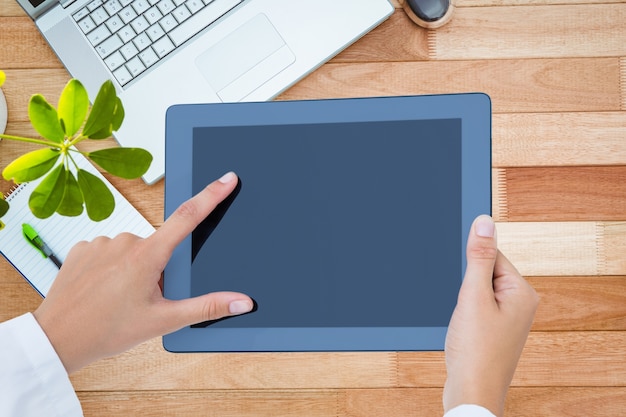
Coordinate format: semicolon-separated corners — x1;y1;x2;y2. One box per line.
429;4;626;60
74;387;626;417
528;276;626;331
496;221;615;276
495;167;626;221
61;331;626;391
492;112;626;167
398;332;626;387
279;58;622;113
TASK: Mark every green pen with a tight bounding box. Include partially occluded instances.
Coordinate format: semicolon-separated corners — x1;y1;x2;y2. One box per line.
22;223;62;269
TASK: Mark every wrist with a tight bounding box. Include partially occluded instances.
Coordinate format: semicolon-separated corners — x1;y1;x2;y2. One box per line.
443;377;506;417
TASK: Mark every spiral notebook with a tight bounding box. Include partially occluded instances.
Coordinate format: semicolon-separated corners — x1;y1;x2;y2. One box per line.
0;153;155;297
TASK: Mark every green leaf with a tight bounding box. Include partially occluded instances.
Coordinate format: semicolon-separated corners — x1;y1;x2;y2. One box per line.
111;96;125;131
58;79;89;137
0;198;8;218
83;80;118;139
3;148;61;183
56;169;83;216
77;169;115;221
29;164;66;219
29;94;66;143
88;147;152;179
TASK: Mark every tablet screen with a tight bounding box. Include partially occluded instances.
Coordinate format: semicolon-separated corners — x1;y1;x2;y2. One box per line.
190;118;460;328
163;93;491;352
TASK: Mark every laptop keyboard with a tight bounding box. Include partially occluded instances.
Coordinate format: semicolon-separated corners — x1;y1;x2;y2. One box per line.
72;0;243;86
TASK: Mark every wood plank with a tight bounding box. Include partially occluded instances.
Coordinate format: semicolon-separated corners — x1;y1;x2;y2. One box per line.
344;387;626;417
619;57;626;110
79;390;338;417
279;58;622;113
528;276;626;331
495;221;626;276
74;387;626;417
398;332;626;388
70;339;397;390
333;11;430;63
0;17;61;68
429;4;626;60
493;112;626;167
497;221;600;276
67;331;626;391
504;387;626;417
494;167;626;221
0;1;28;17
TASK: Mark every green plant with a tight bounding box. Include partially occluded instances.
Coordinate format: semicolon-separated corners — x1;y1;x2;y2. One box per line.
0;71;152;221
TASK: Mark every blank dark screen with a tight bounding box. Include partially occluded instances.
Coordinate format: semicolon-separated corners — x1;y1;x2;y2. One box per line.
191;119;461;328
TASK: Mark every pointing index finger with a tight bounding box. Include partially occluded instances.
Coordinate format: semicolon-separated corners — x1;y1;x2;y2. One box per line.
148;172;238;261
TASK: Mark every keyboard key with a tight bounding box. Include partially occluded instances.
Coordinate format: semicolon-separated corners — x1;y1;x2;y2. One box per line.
77;16;96;33
172;4;191;23
86;24;111;46
132;0;150;14
152;36;174;58
169;0;241;47
185;0;203;15
118;24;137;43
130;15;149;33
139;47;158;67
95;34;123;58
90;6;109;25
126;56;146;77
146;23;165;41
104;51;125;71
133;32;151;50
103;0;122;15
144;6;163;25
158;14;177;32
119;0;133;5
105;15;124;32
173;0;185;6
119;5;137;23
113;66;132;85
73;7;89;21
156;0;175;15
87;0;103;11
120;42;139;60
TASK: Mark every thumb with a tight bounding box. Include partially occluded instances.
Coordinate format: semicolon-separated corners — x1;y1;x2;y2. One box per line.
462;215;498;294
163;291;254;331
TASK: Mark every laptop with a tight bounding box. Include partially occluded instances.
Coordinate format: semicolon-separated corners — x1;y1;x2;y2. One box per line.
17;0;394;184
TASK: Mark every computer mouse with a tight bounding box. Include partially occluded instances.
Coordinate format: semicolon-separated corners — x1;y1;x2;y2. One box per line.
400;0;455;29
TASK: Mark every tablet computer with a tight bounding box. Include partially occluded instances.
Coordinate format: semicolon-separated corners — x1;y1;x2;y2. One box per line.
163;93;491;352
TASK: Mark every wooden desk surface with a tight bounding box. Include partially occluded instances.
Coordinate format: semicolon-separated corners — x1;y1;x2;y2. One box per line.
1;0;625;415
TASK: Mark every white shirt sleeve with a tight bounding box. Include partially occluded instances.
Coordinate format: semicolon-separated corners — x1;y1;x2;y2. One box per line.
0;313;83;417
444;404;497;417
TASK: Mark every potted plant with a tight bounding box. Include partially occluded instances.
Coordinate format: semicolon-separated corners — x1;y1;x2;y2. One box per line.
0;70;152;221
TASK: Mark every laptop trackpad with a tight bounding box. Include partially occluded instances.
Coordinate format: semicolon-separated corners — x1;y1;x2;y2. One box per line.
196;14;295;102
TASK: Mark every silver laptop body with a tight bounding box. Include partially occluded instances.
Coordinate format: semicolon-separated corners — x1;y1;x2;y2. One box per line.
17;0;394;184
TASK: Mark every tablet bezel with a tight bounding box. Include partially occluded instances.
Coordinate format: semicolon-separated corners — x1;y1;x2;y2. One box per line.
163;93;491;352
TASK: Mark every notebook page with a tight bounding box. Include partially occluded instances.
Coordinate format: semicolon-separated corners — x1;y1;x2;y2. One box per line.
0;152;155;296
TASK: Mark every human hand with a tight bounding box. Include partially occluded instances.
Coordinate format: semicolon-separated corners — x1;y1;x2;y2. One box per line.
443;215;539;416
33;172;254;374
